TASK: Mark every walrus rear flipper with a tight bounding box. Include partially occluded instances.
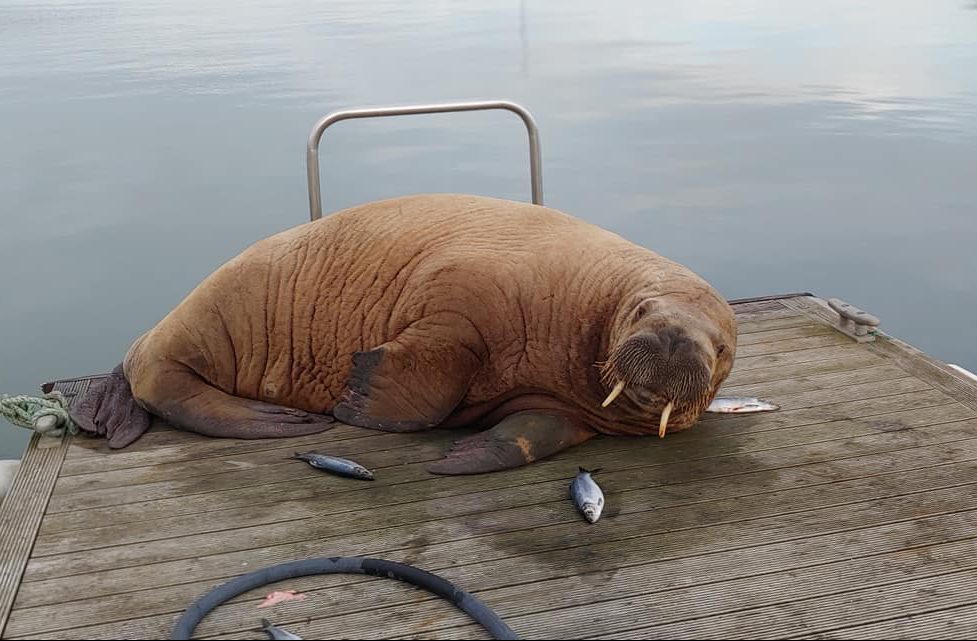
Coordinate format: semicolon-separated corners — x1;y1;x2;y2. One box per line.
69;364;152;449
139;367;335;440
427;412;596;475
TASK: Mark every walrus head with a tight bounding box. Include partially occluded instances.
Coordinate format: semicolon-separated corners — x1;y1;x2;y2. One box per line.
599;292;736;437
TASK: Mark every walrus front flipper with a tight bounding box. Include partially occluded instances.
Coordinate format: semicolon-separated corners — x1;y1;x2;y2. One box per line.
427;412;596;475
69;364;152;448
333;315;485;432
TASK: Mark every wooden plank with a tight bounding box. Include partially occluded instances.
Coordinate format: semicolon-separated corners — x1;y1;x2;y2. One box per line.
57;364;883;491
728;293;813;306
55;430;444;493
44;383;947;517
870;334;977;413
729;344;876;372
734;306;802;323
193;466;977;640
722;350;882;387
75;370;936;490
36;400;975;540
13;410;977;604
51;360;913;500
65;423;190;459
710;376;931;414
30;515;975;638
601;566;977;640
257;533;977;641
731;315;812;335
734;333;849;358
47;438;446;514
61;426;408;478
28;396;968;592
796;602;977;639
33;384;957;550
15;483;977;640
782;295;977;413
0;379;88;637
735;323;834;346
178;533;977;639
39;373;107;394
719;364;911;398
731;298;789;314
29;409;977;560
696;388;952;432
62;421;380;467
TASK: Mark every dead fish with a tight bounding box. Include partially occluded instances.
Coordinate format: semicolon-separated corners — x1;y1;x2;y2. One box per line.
261;618;303;640
570;467;605;523
706;396;780;413
289;452;374;480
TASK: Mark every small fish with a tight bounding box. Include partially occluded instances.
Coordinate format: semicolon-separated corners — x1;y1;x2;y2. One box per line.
706;396;780;413
258;590;307;608
570;467;605;523
289;452;374;480
261;618;303;640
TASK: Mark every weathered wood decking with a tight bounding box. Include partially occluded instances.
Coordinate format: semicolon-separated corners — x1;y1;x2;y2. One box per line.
3;293;977;640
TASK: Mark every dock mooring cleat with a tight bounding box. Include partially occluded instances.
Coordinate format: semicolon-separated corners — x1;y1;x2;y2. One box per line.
827;298;881;342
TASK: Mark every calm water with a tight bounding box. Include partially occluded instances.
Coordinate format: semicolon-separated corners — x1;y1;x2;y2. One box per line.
1;0;976;458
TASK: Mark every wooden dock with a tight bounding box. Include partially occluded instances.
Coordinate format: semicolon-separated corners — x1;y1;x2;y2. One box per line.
2;293;977;640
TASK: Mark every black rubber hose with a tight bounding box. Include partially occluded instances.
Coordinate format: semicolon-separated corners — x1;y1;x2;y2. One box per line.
170;556;519;640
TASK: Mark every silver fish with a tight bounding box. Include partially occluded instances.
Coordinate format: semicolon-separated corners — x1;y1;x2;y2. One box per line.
706;396;780;413
289;452;375;480
261;618;303;640
570;467;605;523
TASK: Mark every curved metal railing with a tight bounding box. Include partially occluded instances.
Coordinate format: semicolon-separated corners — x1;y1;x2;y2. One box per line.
306;100;543;221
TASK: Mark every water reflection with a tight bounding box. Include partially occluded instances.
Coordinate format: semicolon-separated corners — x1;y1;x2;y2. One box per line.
0;0;975;456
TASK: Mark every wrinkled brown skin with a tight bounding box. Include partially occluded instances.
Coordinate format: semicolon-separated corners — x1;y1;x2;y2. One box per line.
71;194;736;473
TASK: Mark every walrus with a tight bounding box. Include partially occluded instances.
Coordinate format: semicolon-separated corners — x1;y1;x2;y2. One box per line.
70;194;737;474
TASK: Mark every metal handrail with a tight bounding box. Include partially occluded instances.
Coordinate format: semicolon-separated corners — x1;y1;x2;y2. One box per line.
306;100;543;221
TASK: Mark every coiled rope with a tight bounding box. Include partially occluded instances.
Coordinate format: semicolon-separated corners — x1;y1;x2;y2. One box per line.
0;391;76;437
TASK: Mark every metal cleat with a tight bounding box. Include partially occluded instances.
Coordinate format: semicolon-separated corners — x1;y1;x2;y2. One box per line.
828;298;881;342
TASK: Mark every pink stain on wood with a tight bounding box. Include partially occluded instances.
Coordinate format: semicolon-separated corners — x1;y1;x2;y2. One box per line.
257;590;306;608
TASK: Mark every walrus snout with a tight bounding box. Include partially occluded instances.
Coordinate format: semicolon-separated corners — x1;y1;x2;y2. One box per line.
600;327;713;409
635;327;701;368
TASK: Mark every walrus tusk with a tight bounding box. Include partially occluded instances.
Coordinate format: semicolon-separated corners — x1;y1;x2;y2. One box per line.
602;380;626;408
658;401;674;438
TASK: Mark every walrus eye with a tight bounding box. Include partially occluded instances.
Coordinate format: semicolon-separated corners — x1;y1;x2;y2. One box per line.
633;302;651;322
717;344;727;356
